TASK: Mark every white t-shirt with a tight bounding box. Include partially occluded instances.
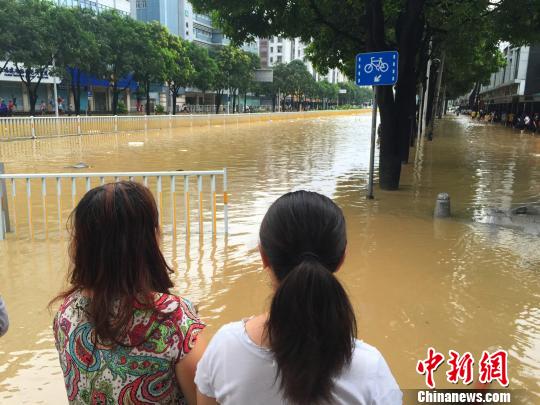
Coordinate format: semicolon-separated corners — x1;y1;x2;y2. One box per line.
195;321;402;404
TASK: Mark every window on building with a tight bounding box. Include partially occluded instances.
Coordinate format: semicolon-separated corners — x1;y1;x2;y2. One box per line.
194;28;212;40
186;31;189;36
186;22;189;28
277;37;283;43
277;45;282;53
298;49;301;57
270;46;273;52
270;57;274;63
277;56;282;63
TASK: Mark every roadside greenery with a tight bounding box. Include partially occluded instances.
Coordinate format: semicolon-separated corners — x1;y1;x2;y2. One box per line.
0;0;261;115
0;0;367;116
191;0;540;190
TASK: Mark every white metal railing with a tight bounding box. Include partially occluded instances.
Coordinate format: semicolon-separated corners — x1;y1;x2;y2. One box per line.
0;109;363;140
0;168;228;240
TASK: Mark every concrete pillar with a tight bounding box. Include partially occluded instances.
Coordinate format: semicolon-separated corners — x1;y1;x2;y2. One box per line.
434;193;451;218
126;89;131;113
21;83;30;112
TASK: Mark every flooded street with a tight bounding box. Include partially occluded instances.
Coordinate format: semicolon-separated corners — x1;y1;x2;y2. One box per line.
0;113;539;403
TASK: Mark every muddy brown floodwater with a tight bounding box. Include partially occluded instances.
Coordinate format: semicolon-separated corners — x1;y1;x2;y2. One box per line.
0;113;539;403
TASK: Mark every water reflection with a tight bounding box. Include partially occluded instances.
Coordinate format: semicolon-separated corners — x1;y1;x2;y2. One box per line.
0;114;539;403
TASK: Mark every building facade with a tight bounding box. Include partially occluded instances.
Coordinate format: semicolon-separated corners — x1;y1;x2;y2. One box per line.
0;0;133;114
479;44;540;114
261;36;346;84
57;0;131;14
133;0;228;47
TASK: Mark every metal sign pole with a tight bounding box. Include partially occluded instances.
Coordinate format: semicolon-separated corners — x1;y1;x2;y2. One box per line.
367;89;377;199
355;50;398;200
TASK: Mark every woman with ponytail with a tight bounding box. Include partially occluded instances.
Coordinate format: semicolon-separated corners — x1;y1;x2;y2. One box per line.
195;191;401;404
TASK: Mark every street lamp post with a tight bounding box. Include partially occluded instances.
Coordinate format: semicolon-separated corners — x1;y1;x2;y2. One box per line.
52;57;59;117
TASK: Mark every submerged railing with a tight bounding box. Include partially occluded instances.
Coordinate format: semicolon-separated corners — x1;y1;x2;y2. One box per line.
0;168;228;240
0;110;362;140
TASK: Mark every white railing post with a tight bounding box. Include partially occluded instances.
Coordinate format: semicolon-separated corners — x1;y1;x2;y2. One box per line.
144;114;148;131
211;174;216;236
223;167;228;234
184;176;190;236
114;115;118;132
0;169;228;240
0;163;10;237
77;115;81;135
31;116;36;139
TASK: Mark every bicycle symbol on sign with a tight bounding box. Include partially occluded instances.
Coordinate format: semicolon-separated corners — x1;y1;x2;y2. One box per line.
364;57;389;74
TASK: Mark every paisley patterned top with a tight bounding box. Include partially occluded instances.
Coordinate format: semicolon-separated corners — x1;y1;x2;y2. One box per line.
53;290;205;404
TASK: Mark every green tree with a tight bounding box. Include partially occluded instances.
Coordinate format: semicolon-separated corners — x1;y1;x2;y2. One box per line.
0;0;18;75
10;0;59;115
238;52;260;112
134;22;175;115
95;10;141;115
272;63;290;111
187;42;218;109
54;6;100;114
211;45;258;114
163;36;194;115
190;0;540;189
320;81;339;108
285;60;315;111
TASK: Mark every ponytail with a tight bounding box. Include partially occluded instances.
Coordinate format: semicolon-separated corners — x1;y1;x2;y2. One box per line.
267;256;357;404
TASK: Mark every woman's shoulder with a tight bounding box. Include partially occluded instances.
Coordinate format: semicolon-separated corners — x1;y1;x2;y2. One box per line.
151;293;202;325
54;290;86;317
349;340;401;399
351;340;392;372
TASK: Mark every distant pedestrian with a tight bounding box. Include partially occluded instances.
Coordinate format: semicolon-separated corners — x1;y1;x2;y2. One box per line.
40;100;46;115
57;97;64;114
524;114;535;133
0;99;7;116
0;295;8;337
515;114;523;130
7;99;14;116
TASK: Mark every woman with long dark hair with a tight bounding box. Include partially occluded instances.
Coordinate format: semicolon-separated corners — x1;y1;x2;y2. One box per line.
51;181;206;404
195;191;401;404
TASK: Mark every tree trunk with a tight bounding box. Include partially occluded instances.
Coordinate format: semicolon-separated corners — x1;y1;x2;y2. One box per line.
395;0;424;163
172;90;177;115
431;52;445;124
215;90;222;114
437;83;446;118
112;83;119;115
24;68;41;115
366;0;402;189
272;94;276;112
424;62;437;140
244;92;247;112
377;86;401;189
145;78;151;115
70;68;81;115
232;91;237;114
75;72;81;115
28;87;38;115
469;82;480;110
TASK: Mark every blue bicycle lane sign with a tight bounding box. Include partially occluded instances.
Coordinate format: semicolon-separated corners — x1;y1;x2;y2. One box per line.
355;51;399;86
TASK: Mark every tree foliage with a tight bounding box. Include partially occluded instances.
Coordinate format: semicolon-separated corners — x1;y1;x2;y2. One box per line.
191;0;540;189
